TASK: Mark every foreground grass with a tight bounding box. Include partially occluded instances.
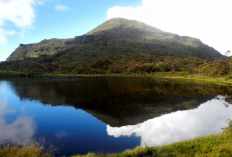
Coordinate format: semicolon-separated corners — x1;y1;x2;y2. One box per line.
0;142;53;157
73;121;232;157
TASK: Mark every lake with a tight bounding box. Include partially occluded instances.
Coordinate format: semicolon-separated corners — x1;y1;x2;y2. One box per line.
0;77;232;156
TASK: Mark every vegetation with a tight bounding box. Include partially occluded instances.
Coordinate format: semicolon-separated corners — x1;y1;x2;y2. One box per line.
6;38;72;61
0;141;53;157
0;69;36;77
1;56;232;83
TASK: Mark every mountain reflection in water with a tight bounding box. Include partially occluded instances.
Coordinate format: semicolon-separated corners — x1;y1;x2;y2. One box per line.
107;96;232;146
7;77;230;127
1;77;232;156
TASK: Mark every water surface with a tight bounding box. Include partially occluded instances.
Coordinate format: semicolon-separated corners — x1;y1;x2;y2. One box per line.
0;77;232;156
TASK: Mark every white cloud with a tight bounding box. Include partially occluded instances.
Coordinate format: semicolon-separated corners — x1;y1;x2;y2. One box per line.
35;0;45;5
0;0;43;45
55;4;72;11
0;29;15;45
107;97;232;147
107;0;232;54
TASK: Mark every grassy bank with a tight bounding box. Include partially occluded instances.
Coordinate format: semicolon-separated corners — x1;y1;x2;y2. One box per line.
3;69;232;87
153;72;232;86
2;56;232;87
1;121;231;157
0;70;37;77
40;71;232;86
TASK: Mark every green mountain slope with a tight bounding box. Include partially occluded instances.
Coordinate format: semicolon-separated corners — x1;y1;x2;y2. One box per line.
7;18;222;64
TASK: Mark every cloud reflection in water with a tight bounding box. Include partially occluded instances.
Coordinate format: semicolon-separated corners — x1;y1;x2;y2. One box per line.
107;97;232;147
0;99;36;144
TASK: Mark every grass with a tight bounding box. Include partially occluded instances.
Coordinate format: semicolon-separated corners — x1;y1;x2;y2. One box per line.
40;71;232;86
0;141;53;157
152;72;232;86
0;70;37;77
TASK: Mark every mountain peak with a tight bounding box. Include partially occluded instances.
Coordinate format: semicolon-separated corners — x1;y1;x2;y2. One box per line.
86;18;163;35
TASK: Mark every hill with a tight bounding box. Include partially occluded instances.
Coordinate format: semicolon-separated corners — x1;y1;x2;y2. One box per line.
6;18;222;65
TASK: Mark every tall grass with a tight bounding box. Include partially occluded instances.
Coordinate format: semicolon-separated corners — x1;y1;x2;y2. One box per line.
0;141;53;157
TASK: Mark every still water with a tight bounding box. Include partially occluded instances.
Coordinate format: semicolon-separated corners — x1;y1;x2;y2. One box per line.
0;77;232;156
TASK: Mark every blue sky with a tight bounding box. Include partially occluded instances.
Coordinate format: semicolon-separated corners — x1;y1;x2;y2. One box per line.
0;0;232;61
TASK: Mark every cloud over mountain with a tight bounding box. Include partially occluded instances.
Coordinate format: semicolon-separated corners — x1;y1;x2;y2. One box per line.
107;0;232;53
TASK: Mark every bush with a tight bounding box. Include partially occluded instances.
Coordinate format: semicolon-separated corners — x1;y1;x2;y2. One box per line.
74;66;91;74
90;59;112;70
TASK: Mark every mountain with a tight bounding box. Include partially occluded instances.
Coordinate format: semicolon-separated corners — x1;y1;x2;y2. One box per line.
7;18;222;64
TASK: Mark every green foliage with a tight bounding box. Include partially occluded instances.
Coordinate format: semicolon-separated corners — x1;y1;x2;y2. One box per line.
74;66;91;74
109;63;123;73
127;62;155;73
0;70;36;77
2;56;232;79
189;59;230;77
90;59;112;69
7;38;71;61
0;141;53;157
90;68;106;74
44;63;58;72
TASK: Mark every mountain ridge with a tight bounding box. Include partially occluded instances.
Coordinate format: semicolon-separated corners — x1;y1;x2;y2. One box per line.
7;18;222;63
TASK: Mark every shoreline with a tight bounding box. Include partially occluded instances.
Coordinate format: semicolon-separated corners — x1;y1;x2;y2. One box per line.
40;72;232;86
2;70;232;86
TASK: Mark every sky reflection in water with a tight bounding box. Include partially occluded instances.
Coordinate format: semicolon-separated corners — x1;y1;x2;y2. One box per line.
0;81;36;144
107;96;232;147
